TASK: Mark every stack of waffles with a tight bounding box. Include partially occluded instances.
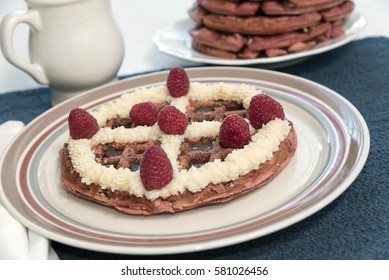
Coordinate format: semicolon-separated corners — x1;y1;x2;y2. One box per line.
189;0;355;59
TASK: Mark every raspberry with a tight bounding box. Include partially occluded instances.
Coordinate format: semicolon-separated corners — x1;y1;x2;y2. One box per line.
166;66;190;97
140;145;173;191
68;108;99;139
248;94;285;129
158;106;188;135
219;114;250;148
130;102;158;126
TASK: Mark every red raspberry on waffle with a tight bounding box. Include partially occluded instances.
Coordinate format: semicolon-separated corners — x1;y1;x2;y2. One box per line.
130;102;158;126
167;67;190;97
68;108;99;139
219;114;250;148
158;105;189;135
140;145;173;191
248;94;285;129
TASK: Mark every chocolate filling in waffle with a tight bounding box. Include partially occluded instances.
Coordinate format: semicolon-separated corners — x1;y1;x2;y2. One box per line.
60;100;297;215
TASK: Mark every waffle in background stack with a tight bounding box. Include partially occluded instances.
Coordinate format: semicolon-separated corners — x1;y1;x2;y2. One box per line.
188;0;355;59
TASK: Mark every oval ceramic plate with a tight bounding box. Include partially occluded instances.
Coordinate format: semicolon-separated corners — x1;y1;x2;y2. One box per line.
153;11;366;67
0;67;369;255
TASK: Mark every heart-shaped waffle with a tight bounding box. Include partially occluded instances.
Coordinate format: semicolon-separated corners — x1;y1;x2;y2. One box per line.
60;69;297;215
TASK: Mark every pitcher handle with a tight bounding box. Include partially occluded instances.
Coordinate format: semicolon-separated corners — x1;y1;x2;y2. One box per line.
0;10;48;84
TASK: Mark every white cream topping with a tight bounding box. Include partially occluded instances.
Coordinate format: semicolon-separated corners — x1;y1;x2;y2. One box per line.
67;82;291;200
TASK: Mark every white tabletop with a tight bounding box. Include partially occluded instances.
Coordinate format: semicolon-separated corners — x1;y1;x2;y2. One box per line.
0;0;388;94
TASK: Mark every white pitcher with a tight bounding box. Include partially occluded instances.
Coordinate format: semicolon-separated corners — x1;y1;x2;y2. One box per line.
0;0;125;106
